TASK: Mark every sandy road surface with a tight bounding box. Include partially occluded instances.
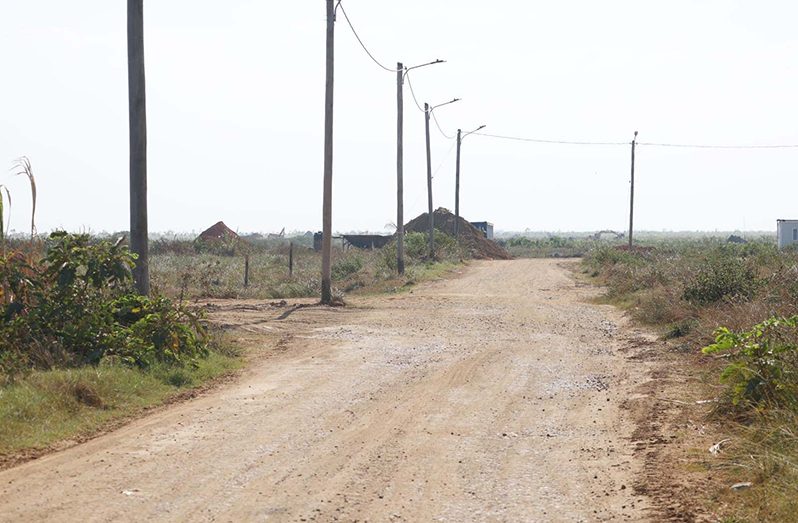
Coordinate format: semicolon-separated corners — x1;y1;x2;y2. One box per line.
0;259;658;522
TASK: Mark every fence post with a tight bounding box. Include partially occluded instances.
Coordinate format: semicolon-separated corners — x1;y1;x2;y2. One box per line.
289;242;294;277
244;254;250;287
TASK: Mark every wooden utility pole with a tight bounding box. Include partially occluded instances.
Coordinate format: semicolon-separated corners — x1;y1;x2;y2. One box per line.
424;103;434;259
128;0;149;295
454;129;462;238
321;0;335;304
628;130;638;249
396;62;405;275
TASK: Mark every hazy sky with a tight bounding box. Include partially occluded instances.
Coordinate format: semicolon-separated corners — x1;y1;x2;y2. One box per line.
1;1;797;234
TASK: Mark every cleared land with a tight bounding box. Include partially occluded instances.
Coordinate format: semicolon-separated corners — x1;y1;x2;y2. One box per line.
0;259;685;521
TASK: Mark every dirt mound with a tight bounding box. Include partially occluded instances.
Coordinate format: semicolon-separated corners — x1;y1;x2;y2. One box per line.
197;221;239;242
405;208;511;260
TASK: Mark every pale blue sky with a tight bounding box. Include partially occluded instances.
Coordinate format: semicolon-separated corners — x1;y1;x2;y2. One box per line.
1;1;797;234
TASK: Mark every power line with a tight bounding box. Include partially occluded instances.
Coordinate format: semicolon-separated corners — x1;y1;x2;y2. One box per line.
473;132;628;146
431;110;455;140
404;71;426;113
407;140;458;213
473;131;798;149
432;140;458;178
638;142;798;150
336;2;401;73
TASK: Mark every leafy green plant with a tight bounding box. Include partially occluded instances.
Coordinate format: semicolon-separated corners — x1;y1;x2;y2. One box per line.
703;316;798;408
402;230;460;261
0;232;209;379
108;294;207;367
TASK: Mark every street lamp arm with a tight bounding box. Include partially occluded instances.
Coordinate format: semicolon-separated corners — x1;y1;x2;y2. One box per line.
429;98;461;113
462;124;486;141
402;59;445;80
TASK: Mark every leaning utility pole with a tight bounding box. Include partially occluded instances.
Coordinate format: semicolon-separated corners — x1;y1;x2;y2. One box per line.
454;129;462;238
424;103;434;259
321;0;335;304
628;130;638;249
396;62;405;275
127;0;149;295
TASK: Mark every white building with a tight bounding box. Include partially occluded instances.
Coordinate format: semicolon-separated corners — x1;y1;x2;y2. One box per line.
777;219;798;249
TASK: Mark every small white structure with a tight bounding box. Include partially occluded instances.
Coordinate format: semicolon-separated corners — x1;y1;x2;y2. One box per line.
777;219;798;249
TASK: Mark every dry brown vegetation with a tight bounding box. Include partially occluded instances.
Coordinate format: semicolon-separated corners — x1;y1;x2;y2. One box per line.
583;239;798;522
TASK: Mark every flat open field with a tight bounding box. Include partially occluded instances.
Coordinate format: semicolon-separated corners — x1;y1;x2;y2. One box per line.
0;259;693;522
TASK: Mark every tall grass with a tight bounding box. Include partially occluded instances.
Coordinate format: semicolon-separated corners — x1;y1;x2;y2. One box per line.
150;231;464;301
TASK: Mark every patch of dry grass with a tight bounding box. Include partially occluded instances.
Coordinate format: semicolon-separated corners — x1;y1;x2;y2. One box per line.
583;239;798;521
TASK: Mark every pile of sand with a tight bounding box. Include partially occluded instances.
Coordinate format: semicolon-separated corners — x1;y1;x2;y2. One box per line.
405;208;511;260
197;221;240;242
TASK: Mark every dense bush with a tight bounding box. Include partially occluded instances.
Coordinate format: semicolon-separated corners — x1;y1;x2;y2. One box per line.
332;253;364;280
683;254;757;305
403;230;461;260
0;232;207;379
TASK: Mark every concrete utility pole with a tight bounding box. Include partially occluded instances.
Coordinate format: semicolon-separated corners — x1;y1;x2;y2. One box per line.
127;0;149;295
424;98;460;259
321;0;335;304
396;60;443;273
454;124;485;238
454;129;462;238
396;62;405;275
628;130;638;249
424;103;434;259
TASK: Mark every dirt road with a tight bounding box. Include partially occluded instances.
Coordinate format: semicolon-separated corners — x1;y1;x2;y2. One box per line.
0;259;661;522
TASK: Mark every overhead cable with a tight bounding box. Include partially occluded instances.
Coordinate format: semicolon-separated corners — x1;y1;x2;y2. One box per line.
431;111;455;140
337;2;401;73
637;142;798;150
473;132;628;146
404;72;426;113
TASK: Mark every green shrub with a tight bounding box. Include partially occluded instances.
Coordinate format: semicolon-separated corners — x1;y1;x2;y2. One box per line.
403;231;460;261
703;316;798;409
683;254;757;304
332;253;364;280
0;232;208;379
